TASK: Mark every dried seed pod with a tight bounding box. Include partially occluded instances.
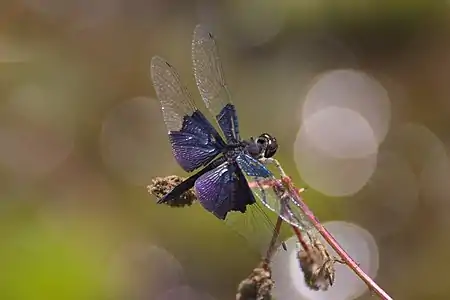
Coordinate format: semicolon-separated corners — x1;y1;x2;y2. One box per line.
147;175;197;207
297;236;344;291
236;261;274;300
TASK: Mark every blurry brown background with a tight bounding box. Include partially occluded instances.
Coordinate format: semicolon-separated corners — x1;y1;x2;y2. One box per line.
1;1;450;300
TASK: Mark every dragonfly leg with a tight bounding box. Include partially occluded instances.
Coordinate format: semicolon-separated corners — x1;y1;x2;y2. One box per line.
259;157;287;177
333;257;346;264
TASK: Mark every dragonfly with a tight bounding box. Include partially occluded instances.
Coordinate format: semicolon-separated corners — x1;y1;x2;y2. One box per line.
149;24;306;252
150;24;393;300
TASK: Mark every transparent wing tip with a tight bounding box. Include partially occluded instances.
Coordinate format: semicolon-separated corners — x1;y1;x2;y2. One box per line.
151;56;170;68
193;24;205;35
150;56;172;80
194;23;202;32
151;55;161;65
193;24;213;43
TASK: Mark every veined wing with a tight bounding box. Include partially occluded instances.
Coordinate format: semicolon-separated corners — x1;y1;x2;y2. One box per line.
192;24;240;144
236;153;315;233
224;203;290;256
194;160;287;253
150;56;225;172
225;165;289;253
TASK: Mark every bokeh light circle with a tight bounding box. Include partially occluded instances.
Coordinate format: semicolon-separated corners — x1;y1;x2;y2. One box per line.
393;123;450;228
294;107;378;196
302;106;378;159
393;123;447;174
302;69;391;145
272;221;379;300
352;151;419;238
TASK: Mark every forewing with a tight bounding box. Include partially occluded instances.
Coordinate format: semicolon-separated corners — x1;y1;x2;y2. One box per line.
192;24;240;143
150;56;225;172
236;154;315;232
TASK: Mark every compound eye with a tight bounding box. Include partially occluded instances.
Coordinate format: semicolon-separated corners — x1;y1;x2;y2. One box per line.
264;135;278;158
256;136;268;145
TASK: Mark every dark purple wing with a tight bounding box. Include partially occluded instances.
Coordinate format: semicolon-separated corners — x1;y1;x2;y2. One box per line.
192;24;240;144
194;161;255;219
150;56;226;172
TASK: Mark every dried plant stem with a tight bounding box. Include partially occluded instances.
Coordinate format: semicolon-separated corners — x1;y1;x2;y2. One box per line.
264;216;284;263
286;181;393;300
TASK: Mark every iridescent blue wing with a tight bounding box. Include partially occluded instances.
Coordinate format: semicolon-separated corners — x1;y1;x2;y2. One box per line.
235;154;314;232
150;56;226;172
194;160;288;253
192;24;240;144
235;153;273;178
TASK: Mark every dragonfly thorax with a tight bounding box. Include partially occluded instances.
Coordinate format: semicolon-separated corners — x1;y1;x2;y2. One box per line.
224;143;246;161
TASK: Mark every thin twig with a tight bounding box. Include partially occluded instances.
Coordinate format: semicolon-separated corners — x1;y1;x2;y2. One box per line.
264;216;284;263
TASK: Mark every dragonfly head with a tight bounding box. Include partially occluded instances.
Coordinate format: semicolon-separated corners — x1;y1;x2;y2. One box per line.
256;133;278;158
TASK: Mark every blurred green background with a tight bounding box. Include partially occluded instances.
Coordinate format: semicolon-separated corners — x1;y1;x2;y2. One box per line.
1;1;450;299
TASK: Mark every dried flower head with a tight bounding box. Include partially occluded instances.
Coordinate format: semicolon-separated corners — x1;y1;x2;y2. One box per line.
147;175;197;207
297;236;344;291
236;261;274;300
